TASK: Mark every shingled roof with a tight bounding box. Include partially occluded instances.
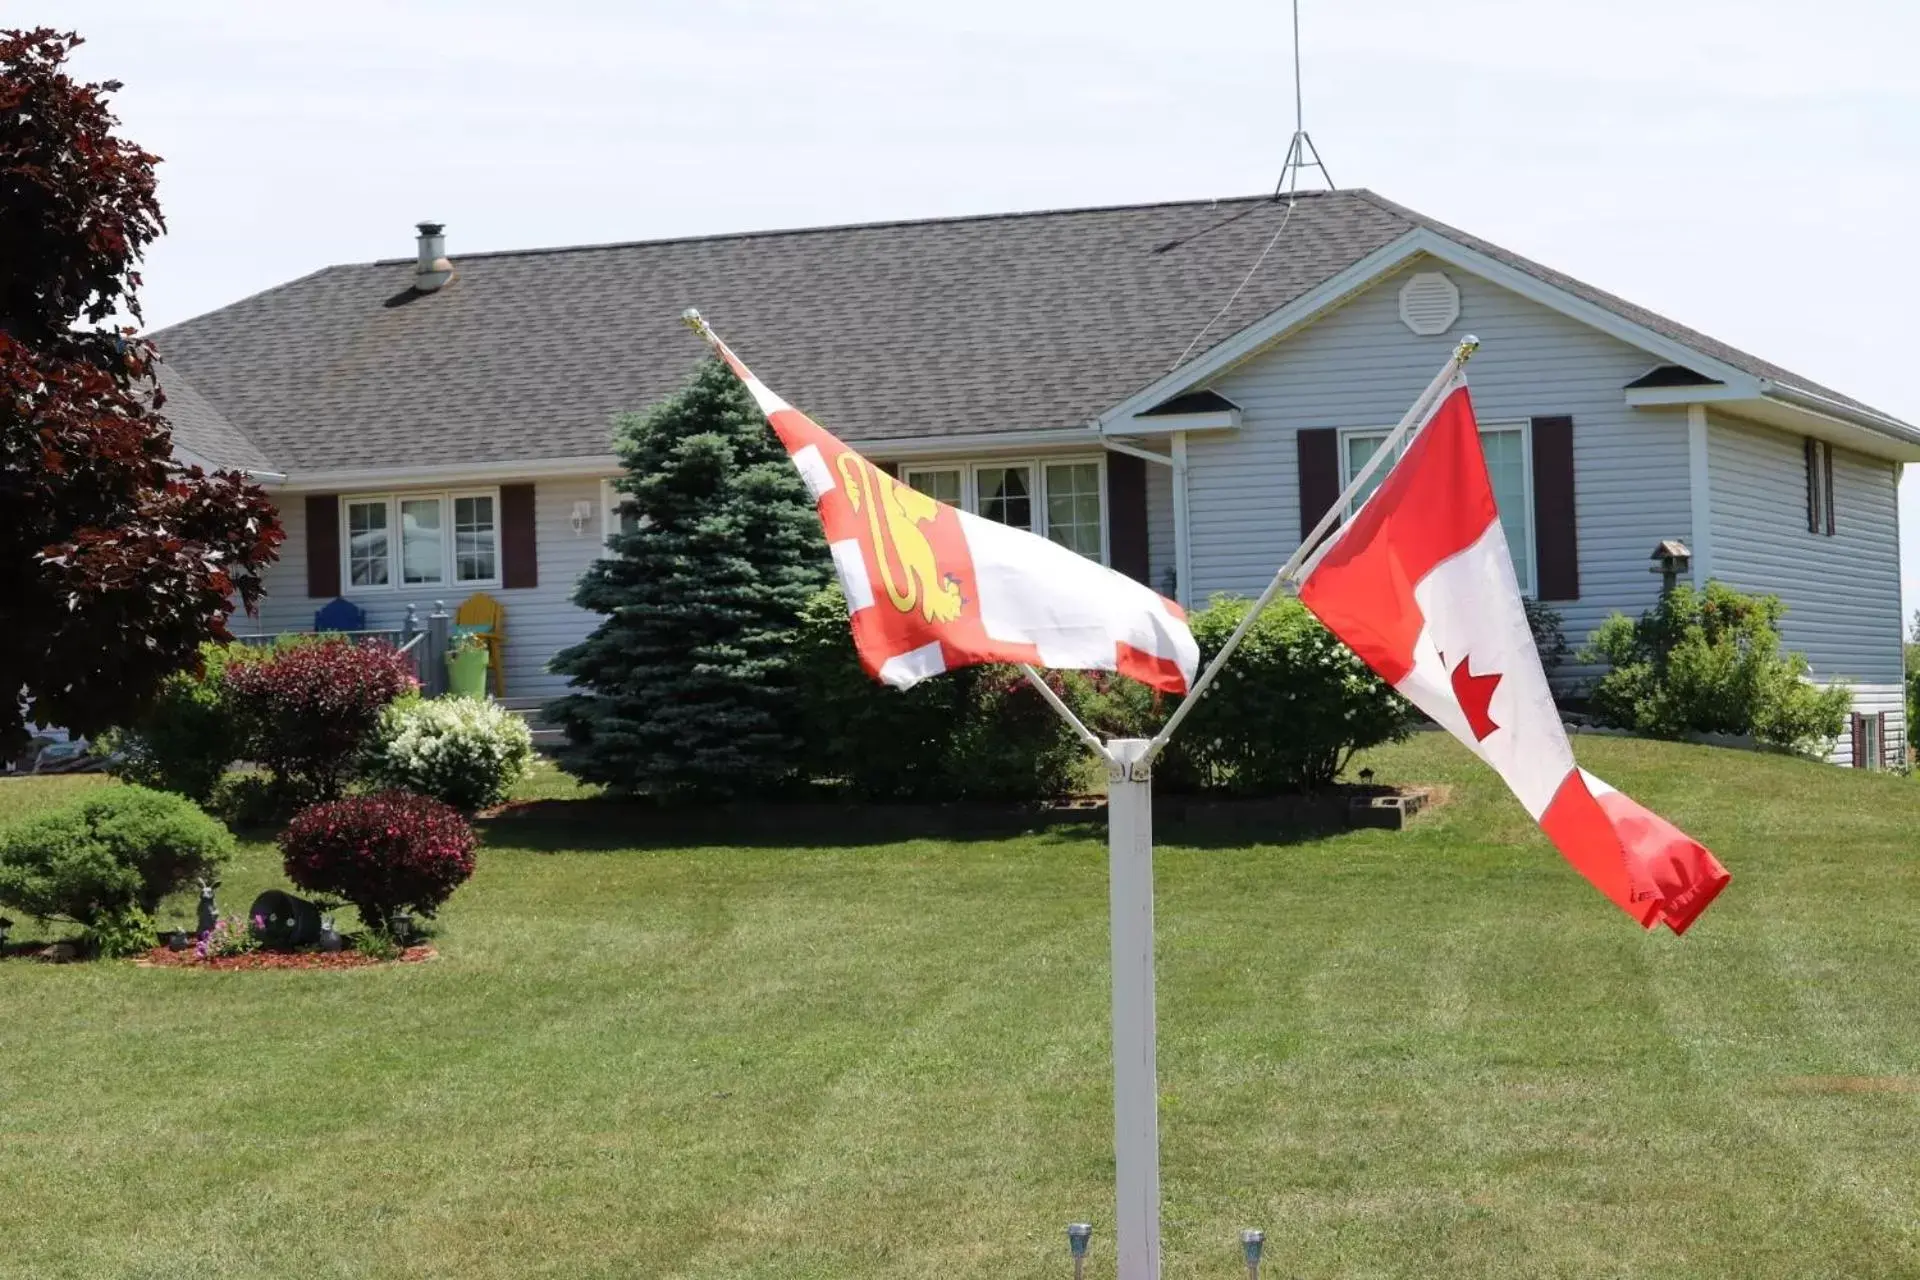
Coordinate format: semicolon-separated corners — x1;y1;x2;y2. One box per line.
152;362;277;473
151;189;1895;475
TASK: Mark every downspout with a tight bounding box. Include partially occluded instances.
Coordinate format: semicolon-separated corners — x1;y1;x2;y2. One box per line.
1686;404;1713;586
1171;432;1191;609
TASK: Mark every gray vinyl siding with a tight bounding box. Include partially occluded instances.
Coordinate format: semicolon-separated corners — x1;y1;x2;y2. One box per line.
1145;461;1176;597
241;476;607;701
1185;257;1691;658
1706;413;1904;764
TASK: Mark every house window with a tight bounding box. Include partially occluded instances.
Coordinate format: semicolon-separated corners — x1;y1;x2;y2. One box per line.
346;499;391;588
600;478;649;550
454;494;498;582
1340;423;1534;594
899;457;1108;563
1806;438;1835;535
399;497;443;585
340;490;502;591
1045;462;1103;558
902;467;963;506
975;465;1034;530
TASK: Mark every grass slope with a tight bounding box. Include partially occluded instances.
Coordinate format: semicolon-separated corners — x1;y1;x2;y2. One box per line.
2;737;1918;1278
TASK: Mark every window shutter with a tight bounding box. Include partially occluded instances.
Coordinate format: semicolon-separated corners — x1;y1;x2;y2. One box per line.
1877;711;1888;771
1296;428;1341;544
1824;442;1836;536
1851;712;1866;768
1530;416;1579;602
305;494;340;598
1106;452;1150;584
501;484;538;589
1805;437;1819;534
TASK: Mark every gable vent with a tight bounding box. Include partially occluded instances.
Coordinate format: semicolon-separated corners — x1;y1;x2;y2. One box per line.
1398;271;1460;336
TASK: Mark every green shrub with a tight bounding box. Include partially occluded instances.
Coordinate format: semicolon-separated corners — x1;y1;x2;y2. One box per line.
1523;597;1571;680
1583;582;1851;753
1171;595;1417;794
790;585;1092;802
361;696;535;812
1905;639;1920;749
0;786;234;927
944;669;1093;803
101;639;286;804
84;906;156;959
791;587;1406;799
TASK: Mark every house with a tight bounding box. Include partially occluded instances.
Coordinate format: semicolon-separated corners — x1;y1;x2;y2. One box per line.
152;191;1916;767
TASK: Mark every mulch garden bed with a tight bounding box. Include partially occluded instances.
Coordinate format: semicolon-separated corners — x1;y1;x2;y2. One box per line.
134;945;437;970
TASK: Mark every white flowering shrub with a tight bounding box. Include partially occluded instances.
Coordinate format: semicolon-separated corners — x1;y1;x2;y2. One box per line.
361;697;534;812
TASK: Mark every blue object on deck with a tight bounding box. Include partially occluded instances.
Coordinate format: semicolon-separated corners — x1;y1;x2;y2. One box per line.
314;597;366;633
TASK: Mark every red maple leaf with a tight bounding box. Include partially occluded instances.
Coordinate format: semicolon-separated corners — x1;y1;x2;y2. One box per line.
1448;653;1503;741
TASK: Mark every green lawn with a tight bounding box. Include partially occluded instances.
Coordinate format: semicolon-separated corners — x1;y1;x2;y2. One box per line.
3;736;1919;1278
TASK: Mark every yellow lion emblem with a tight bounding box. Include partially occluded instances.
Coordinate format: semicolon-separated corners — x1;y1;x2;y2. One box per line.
836;452;963;623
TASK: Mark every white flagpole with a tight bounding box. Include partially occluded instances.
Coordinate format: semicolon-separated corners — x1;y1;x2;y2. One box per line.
1104;735;1160;1280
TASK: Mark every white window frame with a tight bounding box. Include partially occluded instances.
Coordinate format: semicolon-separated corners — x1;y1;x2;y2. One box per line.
343;495;396;590
1336;421;1536;597
898;455;1109;564
337;488;503;593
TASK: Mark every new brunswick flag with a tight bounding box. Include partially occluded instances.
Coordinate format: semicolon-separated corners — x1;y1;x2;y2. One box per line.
693;320;1199;694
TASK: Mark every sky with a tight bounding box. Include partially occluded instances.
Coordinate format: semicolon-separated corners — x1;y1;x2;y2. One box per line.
58;0;1920;616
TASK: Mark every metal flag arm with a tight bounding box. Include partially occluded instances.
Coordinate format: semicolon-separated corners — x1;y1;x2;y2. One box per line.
1140;335;1479;765
1019;663;1110;758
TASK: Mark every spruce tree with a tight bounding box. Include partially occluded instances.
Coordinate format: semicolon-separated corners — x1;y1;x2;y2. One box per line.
547;358;829;800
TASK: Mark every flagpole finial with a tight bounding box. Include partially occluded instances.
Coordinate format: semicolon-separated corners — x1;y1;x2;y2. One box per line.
681;307;714;345
1456;334;1480;364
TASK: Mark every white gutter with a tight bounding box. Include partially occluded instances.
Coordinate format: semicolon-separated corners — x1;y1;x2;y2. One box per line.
1760;381;1920;446
859;425;1103;459
857;425;1102;460
282;454;620;491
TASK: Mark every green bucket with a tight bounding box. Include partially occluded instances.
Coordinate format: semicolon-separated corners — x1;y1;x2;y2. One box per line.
446;645;490;698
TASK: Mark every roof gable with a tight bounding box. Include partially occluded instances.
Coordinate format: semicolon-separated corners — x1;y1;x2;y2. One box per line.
152;362;276;473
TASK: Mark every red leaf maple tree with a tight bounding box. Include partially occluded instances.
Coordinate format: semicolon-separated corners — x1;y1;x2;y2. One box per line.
0;28;283;754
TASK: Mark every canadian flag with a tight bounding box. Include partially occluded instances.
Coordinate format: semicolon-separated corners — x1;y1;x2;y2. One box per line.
1298;377;1730;933
701;328;1200;694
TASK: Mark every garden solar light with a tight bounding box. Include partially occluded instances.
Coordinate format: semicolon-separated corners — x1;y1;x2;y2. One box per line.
1241;1228;1265;1278
1066;1223;1091;1280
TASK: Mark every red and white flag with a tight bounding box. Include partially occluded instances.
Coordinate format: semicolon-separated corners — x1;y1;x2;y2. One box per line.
1297;377;1730;933
701;327;1199;694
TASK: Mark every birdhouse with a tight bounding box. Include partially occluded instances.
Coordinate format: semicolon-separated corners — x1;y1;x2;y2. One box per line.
1649;539;1692;595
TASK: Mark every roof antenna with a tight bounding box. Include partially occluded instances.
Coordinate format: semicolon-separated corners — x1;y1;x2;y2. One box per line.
1274;0;1334;202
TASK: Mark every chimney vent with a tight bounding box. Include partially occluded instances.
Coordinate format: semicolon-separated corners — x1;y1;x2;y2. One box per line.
413;221;453;292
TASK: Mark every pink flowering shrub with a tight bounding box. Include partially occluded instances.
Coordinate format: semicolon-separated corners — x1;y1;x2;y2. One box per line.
224;636;417;804
280;792;476;933
197;913;261;960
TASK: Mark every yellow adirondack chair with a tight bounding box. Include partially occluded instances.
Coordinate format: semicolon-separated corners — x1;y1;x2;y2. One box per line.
453;591;506;697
